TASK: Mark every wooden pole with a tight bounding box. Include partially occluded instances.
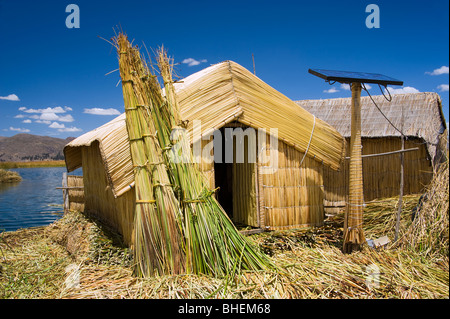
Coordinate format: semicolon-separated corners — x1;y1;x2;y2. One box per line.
395;104;405;242
62;172;69;214
344;147;418;159
343;82;366;253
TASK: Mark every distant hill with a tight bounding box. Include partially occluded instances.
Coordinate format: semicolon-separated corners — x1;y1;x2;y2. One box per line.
0;134;75;162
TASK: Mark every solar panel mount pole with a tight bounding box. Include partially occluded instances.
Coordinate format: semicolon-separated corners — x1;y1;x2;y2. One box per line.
343;82;366;253
307;68;403;253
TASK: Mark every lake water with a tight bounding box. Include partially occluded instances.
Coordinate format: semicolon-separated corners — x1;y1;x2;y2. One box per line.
0;167;82;233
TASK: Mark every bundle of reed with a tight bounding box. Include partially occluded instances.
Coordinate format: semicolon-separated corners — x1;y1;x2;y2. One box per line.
361;195;419;239
156;49;273;275
115;33;273;276
116;35;185;277
397;160;449;257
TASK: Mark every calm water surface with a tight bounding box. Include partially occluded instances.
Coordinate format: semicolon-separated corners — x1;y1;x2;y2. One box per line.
0;167;81;232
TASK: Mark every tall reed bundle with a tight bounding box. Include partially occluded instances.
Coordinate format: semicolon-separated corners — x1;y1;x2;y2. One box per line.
116;35;185;277
156;49;274;275
115;33;273;276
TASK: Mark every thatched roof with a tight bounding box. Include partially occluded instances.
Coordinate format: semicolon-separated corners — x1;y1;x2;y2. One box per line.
64;61;345;197
64;112;134;197
295;92;447;164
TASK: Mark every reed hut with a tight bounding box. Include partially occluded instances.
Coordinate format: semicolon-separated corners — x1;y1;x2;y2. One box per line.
64;61;345;245
296;92;447;214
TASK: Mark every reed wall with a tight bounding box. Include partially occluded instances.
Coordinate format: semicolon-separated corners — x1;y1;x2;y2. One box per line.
197;136;215;190
81;141;135;246
323;137;433;212
76;130;327;240
232;138;258;227
258;137;324;230
198;126;325;230
67;175;85;212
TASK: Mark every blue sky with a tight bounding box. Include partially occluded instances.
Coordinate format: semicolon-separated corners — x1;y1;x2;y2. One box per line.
0;0;448;138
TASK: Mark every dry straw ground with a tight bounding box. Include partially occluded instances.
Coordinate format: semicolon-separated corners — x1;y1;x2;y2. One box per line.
0;162;448;299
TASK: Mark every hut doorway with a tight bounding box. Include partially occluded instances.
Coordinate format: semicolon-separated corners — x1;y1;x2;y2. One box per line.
214;125;259;228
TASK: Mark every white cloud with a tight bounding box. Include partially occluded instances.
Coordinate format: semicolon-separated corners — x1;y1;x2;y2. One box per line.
48;121;81;132
182;58;207;67
385;86;420;95
14;114;25;118
58;126;82;132
340;83;372;91
40;112;61;121
24;110;74;123
49;122;65;129
22;119;32;124
83;108;121;116
426;66;449;76
323;87;339;93
0;94;20;101
55;114;74;122
34;119;51;124
19;106;67;114
437;84;449;92
9;126;30;133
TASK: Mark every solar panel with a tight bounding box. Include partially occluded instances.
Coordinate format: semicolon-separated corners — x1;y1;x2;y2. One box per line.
308;69;403;86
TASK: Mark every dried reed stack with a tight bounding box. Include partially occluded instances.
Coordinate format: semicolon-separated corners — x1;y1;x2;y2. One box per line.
398;160;449;257
117;35;185;277
116;33;273;276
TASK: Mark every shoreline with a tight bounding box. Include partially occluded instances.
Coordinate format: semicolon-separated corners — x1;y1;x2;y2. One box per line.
0;160;66;169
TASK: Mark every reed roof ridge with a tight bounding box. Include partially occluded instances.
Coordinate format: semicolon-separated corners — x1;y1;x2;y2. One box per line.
226;60;243;114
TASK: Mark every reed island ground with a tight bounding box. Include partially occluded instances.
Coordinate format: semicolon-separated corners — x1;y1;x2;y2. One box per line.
0;163;448;299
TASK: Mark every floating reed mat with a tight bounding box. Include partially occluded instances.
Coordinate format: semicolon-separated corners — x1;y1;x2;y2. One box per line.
115;33;273;277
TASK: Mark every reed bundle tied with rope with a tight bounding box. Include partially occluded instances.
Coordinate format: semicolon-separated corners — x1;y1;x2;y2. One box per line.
117;35;185;276
115;33;273;277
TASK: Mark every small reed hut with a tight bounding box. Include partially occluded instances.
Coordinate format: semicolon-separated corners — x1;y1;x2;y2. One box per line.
64;61;345;245
296;92;448;214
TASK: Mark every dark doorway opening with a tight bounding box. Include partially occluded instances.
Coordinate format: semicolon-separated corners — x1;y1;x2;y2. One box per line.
213;125;259;228
214;127;233;220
